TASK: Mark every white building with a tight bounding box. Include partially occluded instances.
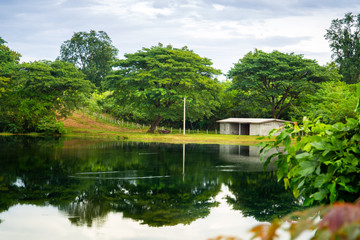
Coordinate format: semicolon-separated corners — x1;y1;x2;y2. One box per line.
217;118;290;136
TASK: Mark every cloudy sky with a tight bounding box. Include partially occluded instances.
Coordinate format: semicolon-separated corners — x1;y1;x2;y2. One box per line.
1;0;360;76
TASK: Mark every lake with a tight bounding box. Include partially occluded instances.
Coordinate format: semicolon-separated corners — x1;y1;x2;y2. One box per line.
0;136;301;240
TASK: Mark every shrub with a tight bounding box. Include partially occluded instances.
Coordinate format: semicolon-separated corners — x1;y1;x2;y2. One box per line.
36;117;66;135
259;117;360;206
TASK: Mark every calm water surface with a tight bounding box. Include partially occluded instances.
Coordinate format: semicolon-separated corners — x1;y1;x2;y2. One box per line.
0;136;301;240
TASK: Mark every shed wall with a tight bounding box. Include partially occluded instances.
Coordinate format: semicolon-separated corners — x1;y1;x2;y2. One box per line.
249;123;260;135
220;123;240;135
220;121;286;136
220;123;228;134
260;122;284;136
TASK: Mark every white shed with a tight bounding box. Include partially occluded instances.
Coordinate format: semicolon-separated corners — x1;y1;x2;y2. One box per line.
217;118;289;136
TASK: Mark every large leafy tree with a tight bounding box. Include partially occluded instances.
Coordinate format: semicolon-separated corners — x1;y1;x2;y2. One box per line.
0;37;20;97
1;60;93;133
290;81;358;124
325;12;360;84
228;50;332;119
58;30;118;88
106;44;221;133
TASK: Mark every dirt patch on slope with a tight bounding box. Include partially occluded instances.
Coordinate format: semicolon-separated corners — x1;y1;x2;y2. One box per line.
63;112;141;132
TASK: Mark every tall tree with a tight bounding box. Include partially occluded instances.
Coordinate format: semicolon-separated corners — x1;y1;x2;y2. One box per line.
1;60;93;133
0;37;20;97
290;81;357;124
58;30;118;88
325;12;360;84
228;50;332;119
106;44;221;133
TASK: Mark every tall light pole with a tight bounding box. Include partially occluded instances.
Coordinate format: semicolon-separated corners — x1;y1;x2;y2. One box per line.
183;97;186;135
182;143;185;181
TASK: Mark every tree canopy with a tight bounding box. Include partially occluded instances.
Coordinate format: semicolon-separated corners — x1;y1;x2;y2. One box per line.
290;81;358;124
325;12;360;84
0;60;93;133
228;50;334;119
106;44;221;133
58;30;118;88
0;38;20;98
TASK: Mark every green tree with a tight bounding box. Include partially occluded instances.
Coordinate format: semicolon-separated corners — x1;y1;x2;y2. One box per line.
0;37;20;64
228;50;332;119
106;44;221;133
201;81;238;130
325;12;360;84
290;81;357;124
58;30;118;88
1;60;93;133
0;37;20;98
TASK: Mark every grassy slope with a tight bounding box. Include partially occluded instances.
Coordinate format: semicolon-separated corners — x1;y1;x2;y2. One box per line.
62;112;270;145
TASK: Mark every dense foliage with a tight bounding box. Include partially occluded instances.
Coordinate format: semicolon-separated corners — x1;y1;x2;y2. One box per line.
106;43;221;133
58;30;118;88
290;81;358;124
260;116;360;206
325;12;360;84
0;60;93;134
228;50;334;119
0;37;20;98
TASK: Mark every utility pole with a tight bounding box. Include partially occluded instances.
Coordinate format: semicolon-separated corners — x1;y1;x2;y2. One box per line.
183;97;186;135
182;143;185;181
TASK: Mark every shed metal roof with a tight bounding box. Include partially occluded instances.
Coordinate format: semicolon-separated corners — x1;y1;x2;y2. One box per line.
216;118;289;124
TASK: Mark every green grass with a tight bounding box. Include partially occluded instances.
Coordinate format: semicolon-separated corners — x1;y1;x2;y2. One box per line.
0;112;273;145
64;115;270;145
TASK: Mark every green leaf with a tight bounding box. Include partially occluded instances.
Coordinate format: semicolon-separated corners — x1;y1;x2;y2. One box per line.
329;182;337;203
310;141;326;150
297;160;317;176
295;152;310;160
314;174;326;188
303;143;312;152
312;189;327;201
283;135;291;149
284;178;290;190
356;84;360;112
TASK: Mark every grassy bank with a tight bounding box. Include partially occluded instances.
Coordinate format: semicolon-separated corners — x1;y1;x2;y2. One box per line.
61;112;270;145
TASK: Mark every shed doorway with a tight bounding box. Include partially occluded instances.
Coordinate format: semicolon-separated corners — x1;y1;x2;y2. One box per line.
240;123;250;135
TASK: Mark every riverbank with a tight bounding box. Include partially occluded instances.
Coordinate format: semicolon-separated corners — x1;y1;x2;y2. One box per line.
0;112;271;145
61;112;268;145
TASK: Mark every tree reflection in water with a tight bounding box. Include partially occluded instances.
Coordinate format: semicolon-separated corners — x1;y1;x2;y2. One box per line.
217;145;302;221
0;136;301;227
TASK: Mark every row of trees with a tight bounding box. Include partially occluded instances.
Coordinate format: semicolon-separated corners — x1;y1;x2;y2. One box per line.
1;12;359;133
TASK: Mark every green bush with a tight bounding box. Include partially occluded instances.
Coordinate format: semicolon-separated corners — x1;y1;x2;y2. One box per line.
36;117;66;135
260;117;360;206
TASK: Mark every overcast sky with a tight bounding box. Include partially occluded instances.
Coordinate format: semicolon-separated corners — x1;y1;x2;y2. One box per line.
1;0;360;76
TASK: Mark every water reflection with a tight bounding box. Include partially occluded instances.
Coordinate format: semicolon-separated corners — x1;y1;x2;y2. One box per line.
0;136;300;231
218;145;278;172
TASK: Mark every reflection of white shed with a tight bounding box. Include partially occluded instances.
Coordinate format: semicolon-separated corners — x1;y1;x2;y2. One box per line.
218;145;279;172
217;118;289;136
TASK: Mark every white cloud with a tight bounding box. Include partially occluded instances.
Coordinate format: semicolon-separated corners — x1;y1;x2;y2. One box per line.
213;4;225;11
1;0;360;73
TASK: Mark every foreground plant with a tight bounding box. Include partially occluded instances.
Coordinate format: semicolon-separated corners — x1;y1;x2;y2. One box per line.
259;116;360;206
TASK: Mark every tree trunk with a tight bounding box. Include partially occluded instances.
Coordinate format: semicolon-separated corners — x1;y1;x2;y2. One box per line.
147;115;163;133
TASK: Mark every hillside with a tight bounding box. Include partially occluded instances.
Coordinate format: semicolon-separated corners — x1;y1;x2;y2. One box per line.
62;111;262;145
63;112;141;133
